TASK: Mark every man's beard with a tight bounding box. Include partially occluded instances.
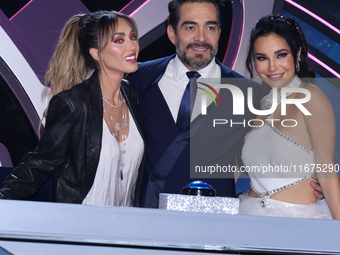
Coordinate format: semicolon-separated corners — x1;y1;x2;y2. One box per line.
176;42;218;69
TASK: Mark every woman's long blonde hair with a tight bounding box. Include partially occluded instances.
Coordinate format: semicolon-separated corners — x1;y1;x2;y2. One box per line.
45;14;86;97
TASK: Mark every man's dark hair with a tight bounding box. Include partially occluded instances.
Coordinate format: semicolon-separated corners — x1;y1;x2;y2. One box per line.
168;0;222;33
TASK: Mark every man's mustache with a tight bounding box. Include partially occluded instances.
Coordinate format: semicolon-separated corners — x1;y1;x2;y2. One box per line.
186;42;213;51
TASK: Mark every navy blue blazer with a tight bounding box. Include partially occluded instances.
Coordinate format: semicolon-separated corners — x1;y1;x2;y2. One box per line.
127;54;261;208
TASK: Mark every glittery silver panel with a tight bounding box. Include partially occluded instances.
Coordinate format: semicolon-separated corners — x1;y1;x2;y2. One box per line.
159;193;239;214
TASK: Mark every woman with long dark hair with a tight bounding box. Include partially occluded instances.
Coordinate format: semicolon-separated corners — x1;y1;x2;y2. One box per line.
240;13;340;219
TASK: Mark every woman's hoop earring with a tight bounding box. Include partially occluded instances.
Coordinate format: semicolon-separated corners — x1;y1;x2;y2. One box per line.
296;57;301;72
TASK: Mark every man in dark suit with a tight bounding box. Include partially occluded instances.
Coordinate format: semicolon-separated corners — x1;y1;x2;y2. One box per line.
128;0;261;208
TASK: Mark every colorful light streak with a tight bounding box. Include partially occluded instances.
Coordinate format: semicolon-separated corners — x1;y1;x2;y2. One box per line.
119;0;134;13
9;0;34;20
286;1;340;77
308;53;340;78
285;0;340;35
129;0;150;17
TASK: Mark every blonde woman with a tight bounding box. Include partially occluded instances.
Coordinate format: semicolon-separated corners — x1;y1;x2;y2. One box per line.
0;11;145;207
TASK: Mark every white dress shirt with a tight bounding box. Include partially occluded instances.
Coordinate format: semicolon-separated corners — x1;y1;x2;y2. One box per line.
158;55;221;122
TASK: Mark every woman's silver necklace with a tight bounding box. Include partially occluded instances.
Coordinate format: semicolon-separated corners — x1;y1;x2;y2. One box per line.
119;106;128;181
102;93;124;108
103;95;128;180
103;93;124;133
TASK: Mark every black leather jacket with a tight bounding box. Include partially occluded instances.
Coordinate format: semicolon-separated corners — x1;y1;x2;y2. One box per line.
0;70;145;206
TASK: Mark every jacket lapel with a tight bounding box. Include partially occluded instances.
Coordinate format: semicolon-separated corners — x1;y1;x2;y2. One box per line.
85;70;103;193
141;55;179;145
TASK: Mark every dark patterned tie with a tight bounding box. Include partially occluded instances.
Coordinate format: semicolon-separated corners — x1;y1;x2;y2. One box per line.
176;71;201;131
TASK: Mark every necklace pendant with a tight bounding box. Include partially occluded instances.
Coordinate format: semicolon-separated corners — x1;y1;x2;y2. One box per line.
265;100;272;109
116;122;121;131
260;196;270;208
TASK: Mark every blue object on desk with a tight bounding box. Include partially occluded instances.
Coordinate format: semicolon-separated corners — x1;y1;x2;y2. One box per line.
182;180;216;196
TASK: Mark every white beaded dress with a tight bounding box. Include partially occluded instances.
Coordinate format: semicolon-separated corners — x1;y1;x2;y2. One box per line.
239;76;332;219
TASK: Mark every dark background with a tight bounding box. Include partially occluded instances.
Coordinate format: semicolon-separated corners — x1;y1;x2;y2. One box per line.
0;0;131;18
0;0;232;62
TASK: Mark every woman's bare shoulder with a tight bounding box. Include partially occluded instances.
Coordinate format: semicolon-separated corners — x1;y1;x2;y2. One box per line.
297;82;330;105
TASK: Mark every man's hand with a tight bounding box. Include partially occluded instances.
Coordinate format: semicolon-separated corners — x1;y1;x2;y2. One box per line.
310;173;324;199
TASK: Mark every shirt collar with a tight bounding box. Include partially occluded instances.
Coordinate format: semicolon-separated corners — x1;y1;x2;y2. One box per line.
172;55;218;81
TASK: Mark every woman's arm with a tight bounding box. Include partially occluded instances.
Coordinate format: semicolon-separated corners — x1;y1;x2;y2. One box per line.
304;84;340;219
309;173;324;198
0;93;76;200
